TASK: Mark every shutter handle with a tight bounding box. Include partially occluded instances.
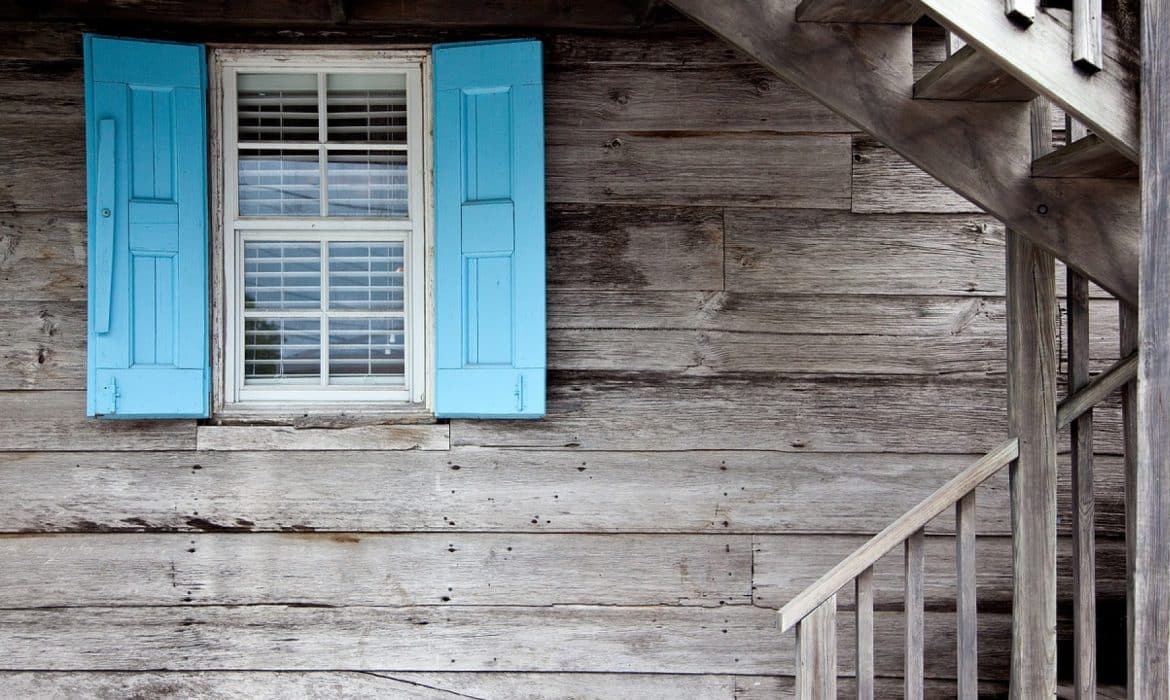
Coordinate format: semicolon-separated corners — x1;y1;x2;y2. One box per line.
514;374;525;412
94;119;116;334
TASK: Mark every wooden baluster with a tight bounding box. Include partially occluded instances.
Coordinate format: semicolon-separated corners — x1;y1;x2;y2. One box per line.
1067;270;1096;699
1072;0;1103;72
1067;114;1090;144
904;529;925;700
855;568;874;700
796;595;837;699
956;493;979;700
1119;302;1139;690
1005;0;1036;25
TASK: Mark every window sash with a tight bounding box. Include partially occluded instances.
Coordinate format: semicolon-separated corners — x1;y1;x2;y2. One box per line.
219;53;428;408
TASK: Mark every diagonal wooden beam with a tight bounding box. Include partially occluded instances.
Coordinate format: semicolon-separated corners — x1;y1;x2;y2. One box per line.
917;0;1138;162
665;0;1139;303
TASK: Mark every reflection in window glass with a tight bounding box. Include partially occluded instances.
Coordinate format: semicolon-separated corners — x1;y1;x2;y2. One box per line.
244;317;321;383
237;73;319;143
326;73;408;144
329;317;406;385
328;242;405;311
243;241;321;310
327;150;408;217
238;149;321;216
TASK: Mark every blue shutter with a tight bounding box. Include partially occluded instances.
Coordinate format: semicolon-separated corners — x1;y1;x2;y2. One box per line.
433;40;546;418
84;36;210;418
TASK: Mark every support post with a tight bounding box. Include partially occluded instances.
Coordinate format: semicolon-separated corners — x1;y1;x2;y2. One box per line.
1132;1;1170;693
1006;230;1058;699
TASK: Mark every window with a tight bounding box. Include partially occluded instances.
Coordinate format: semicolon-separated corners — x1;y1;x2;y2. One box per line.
216;51;428;410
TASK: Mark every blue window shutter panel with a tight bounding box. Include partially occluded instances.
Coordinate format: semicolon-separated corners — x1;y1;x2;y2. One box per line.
84;35;210;418
433;40;546;418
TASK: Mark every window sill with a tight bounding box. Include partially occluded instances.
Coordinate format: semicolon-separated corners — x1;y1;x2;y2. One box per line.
210;403;436;428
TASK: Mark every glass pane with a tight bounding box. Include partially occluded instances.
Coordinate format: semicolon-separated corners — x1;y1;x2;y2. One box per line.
243;241;321;310
328;317;406;385
239;149;321;216
328;242;405;312
326;73;407;144
237;73;319;143
326;150;408;217
244;317;321;384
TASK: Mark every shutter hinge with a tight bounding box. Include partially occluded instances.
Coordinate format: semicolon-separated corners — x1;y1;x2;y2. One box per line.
514;374;525;412
97;377;119;415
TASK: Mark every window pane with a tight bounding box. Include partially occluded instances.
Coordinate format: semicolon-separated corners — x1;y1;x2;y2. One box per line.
328;242;404;312
326;73;407;144
326;150;408;217
244;241;321;310
328;317;405;385
244;317;321;383
239;149;321;216
237;73;319;143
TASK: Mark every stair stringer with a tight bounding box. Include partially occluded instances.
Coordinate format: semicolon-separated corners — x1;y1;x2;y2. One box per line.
666;0;1139;304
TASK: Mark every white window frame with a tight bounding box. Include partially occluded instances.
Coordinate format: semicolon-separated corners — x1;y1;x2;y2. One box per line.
212;48;432;414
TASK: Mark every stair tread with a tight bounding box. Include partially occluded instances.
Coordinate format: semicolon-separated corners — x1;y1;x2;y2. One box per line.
795;0;922;24
915;45;1036;101
1032;133;1139;178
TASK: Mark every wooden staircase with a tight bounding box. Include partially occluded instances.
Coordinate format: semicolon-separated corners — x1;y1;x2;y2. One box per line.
665;0;1139;303
661;1;1148;697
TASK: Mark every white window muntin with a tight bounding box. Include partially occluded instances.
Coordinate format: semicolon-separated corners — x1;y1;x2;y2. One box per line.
220;52;427;407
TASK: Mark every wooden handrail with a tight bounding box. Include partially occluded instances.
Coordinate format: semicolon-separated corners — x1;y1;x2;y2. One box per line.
1057;351;1138;428
779;437;1020;632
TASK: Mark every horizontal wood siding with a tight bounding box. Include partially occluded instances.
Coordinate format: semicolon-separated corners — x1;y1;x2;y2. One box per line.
0;17;1126;694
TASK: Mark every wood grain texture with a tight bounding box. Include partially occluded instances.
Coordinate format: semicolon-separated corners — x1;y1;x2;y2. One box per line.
0;449;1015;535
855;568;875;700
956;493;979;700
0;116;85;212
1005;232;1058;698
546;62;850;133
795;595;837;699
667;0;1139;302
0;391;194;451
0;533;751;608
451;373;1012;453
195;424;450;451
795;0;923;23
0;302;84;389
0;605;1012;677
0;672;740;700
1032;134;1139;179
547;204;724;291
914;45;1035;102
1134;0;1170;688
851;138;985;214
0;212;86;301
904;530;926;700
546;131;852;209
726;209;1005;295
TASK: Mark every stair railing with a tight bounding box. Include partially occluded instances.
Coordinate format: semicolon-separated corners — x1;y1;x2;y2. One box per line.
780;353;1137;699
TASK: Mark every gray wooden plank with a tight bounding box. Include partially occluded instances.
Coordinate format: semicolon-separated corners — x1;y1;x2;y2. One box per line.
855;568;875;700
0;533;752;608
0;449;1014;535
0;116;84;212
195;424;450;451
851;137;985;214
914;45;1035;102
0;58;83;119
1119;301;1139;691
1133;0;1170;686
736;676;1011;699
1006;231;1059;697
545;62;851;133
1032;134;1138;179
795;595;836;699
904;530;926;700
547;204;724;291
955;493;979;700
0;212;86;301
0;605;1012;677
1067;271;1097;700
0;672;741;700
0;391;195;451
0;301;84;389
726;209;1004;296
795;0;923;23
667;0;1139;302
546;131;852;209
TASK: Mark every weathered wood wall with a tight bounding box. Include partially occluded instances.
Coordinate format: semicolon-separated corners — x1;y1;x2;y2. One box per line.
0;7;1125;698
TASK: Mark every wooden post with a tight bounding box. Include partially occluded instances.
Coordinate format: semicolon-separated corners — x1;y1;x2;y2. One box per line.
956;493;979;700
796;595;837;699
1132;1;1170;693
1068;270;1097;700
1006;231;1058;699
855;568;875;700
905;529;926;700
